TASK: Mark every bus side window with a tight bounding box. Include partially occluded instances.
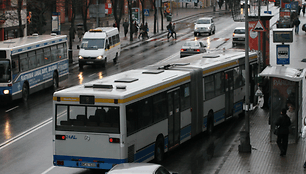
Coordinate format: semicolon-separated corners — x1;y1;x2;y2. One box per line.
19;53;28;72
109;37;113;47
58;44;64;60
106;39;110;49
43;47;51;64
51;45;58;61
36;49;43;66
11;55;19;74
28;51;36;69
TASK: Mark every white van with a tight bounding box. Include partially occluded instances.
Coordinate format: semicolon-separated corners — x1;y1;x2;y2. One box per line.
77;27;120;69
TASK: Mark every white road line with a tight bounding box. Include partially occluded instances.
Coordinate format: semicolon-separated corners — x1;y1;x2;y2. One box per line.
89;73;96;77
5;106;19;113
41;166;55;174
0;118;52;150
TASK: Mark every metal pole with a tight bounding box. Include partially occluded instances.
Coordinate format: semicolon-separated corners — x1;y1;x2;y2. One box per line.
239;0;251;153
258;0;261;70
96;1;99;27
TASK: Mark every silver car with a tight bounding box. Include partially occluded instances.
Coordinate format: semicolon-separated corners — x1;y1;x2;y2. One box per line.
107;163;178;174
194;17;215;36
232;27;245;47
180;41;206;58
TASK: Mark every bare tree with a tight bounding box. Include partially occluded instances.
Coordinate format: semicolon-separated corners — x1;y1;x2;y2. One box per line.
111;0;124;32
149;0;157;34
139;0;145;25
27;0;56;35
79;0;94;32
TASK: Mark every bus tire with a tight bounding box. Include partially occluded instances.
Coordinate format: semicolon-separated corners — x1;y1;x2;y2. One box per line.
154;138;164;164
53;72;59;91
207;112;214;135
22;83;29;103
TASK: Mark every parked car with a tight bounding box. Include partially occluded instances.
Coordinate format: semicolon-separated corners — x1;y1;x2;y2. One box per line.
232;27;245;47
180;41;206;58
107;163;178;174
194;17;215;36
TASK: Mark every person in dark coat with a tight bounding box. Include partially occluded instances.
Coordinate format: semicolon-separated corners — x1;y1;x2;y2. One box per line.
123;19;129;38
293;17;301;34
275;108;291;157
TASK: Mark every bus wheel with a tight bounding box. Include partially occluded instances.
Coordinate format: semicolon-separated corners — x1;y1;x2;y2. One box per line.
207;112;214;135
53;73;59;91
22;83;29;103
154;138;164;164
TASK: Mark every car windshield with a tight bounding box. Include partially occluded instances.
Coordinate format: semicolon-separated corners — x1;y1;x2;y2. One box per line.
183;42;200;47
0;59;11;83
234;29;245;34
81;39;105;50
197;19;210;24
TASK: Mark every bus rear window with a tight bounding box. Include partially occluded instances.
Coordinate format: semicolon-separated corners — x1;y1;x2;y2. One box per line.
55;105;120;134
0;51;6;58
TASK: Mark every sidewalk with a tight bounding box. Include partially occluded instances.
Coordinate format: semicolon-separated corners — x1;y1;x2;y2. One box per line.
217;107;306;174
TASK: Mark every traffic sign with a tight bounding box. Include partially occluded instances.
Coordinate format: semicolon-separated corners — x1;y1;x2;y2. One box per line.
144;9;149;16
253;20;266;32
285;4;291;8
276;44;290;65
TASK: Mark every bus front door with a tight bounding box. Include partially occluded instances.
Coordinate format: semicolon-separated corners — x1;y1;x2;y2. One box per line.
225;70;234;119
167;88;180;150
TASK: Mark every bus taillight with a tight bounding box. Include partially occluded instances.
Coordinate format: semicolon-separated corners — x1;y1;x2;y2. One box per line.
109;138;120;143
56;135;66;140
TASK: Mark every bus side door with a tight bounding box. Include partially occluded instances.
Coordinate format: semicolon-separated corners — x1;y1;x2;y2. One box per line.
167;88;180;150
225;70;234;119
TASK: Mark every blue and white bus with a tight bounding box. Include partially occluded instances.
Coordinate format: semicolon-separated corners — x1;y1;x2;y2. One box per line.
52;50;258;170
0;33;69;103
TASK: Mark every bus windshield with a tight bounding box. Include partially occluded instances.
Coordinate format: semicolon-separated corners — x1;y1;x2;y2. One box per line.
56;105;120;134
0;59;11;83
81;39;105;50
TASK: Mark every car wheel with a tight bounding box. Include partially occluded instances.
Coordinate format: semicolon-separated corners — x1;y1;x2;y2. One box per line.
232;42;235;47
207;111;214;135
79;63;83;69
103;58;107;68
194;32;197;36
113;53;118;64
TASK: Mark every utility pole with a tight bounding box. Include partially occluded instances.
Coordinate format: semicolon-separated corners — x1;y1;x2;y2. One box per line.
239;0;251;153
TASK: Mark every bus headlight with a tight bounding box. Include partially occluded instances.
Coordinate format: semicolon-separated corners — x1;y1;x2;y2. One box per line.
3;89;9;94
78;56;83;59
97;55;103;59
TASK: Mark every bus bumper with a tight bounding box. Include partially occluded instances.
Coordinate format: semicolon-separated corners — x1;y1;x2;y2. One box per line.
53;155;126;170
78;59;106;66
0;94;12;103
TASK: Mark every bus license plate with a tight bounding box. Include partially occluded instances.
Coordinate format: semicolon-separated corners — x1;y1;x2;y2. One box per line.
81;162;96;167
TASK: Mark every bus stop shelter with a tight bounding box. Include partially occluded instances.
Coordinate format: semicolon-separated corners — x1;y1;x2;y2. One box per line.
259;66;306;143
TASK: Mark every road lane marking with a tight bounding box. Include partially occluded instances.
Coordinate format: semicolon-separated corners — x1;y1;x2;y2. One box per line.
5;106;19;113
0;118;52;150
41;166;55;174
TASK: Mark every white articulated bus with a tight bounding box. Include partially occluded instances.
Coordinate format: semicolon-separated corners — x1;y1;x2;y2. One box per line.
52;50;258;170
77;27;120;69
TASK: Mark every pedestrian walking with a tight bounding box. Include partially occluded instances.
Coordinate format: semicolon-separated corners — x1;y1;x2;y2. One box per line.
133;21;139;38
170;23;177;39
303;5;305;16
167;22;176;40
275;108;291;157
123;19;129;38
77;27;83;42
293;17;301;34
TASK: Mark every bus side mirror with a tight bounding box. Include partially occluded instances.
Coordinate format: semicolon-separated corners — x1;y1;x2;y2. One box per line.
77;45;80;49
